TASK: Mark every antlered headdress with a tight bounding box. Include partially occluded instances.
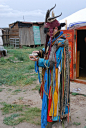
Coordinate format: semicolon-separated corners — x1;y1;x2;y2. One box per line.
44;4;66;57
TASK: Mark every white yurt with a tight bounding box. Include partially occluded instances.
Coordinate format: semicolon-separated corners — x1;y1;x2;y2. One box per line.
60;8;86;29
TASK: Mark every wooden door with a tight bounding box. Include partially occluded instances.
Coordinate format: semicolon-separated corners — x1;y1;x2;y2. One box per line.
61;30;74;80
19;28;31;46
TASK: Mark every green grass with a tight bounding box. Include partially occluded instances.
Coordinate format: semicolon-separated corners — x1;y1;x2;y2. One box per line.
24;77;37;85
0;88;5;92
73;122;81;126
71;92;86;97
32;85;40;90
0;46;43;126
3;107;41;126
12;89;22;95
23;89;27;92
18;97;23;100
7;88;12;91
0;102;25;115
3;113;20;126
20;107;41;125
0;57;7;63
1;102;41;126
0;64;36;86
0;46;43;86
71;92;79;96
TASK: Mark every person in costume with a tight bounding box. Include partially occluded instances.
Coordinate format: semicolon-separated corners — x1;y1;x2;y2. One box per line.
29;4;70;128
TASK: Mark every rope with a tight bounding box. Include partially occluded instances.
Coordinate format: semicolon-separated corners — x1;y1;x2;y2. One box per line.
64;40;69;106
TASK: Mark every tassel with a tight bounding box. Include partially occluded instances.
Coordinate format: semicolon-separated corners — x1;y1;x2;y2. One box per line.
35;61;41;83
59;116;60;122
62;120;65;128
68;105;69;123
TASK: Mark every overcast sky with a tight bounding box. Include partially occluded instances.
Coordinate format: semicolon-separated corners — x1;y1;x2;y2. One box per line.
0;0;86;28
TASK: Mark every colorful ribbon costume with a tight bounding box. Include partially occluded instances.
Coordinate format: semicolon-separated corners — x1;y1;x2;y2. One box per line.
35;4;70;128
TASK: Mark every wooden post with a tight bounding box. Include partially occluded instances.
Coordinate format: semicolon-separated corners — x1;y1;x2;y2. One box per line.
76;51;80;78
65;20;67;30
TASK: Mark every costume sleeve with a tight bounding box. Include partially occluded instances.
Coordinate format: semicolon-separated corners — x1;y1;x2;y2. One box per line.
56;47;64;68
42;48;45;52
38;58;50;68
38;48;45;58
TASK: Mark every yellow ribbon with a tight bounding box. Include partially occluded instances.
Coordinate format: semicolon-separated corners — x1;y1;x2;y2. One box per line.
49;68;58;117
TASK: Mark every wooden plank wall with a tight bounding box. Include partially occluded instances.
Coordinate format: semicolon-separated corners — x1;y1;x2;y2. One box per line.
19;27;34;46
9;23;45;46
40;25;46;45
9;23;19;38
2;28;10;44
19;28;31;46
29;27;34;46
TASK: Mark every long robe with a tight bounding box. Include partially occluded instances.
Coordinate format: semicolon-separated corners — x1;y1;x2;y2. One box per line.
36;31;70;128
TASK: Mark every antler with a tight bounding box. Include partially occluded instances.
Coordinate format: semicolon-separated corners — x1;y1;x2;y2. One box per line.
47;12;62;21
45;4;56;22
50;4;56;12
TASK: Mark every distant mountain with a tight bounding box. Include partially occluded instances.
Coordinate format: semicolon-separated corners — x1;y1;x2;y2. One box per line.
60;8;86;29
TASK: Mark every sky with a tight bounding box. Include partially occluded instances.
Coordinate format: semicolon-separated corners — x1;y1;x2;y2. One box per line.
0;0;86;28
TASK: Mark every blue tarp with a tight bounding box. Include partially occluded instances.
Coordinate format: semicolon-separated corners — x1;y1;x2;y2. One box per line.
67;21;86;29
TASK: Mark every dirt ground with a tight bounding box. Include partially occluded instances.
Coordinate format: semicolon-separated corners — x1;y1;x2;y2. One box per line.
0;81;86;128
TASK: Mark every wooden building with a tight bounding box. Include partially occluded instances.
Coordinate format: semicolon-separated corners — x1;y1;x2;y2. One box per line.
2;28;10;45
0;28;3;45
9;21;46;47
61;22;86;83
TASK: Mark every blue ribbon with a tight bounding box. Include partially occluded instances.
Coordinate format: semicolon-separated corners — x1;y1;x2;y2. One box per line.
59;116;60;122
35;61;41;83
47;31;63;46
41;70;48;128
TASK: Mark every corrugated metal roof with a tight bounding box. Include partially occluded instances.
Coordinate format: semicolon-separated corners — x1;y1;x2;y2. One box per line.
9;21;44;28
22;21;44;24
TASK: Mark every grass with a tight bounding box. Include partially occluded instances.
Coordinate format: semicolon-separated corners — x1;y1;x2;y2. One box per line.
3;107;41;126
23;89;27;92
71;92;86;97
0;46;43;86
3;113;20;126
24;77;37;85
7;88;12;91
18;97;23;100
32;85;40;91
0;64;37;86
71;92;80;96
20;107;41;125
12;89;22;95
73;122;81;126
0;57;7;65
0;46;43;126
0;88;5;92
0;102;25;115
0;102;41;126
13;89;22;92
